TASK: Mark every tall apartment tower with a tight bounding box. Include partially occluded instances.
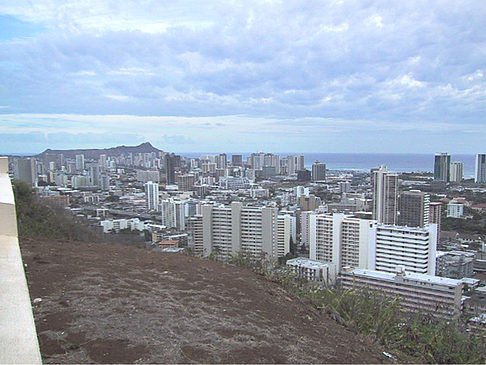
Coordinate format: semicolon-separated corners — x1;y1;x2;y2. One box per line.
215;154;227;169
398;190;430;228
475;154;486;183
296;155;305;171
231;154;243;166
449;162;463;183
311;161;326;181
201;202;279;260
164;154;176;184
75;154;85;171
160;198;186;230
144;181;159;212
434;153;451;182
99;154;107;172
276;214;297;257
372;166;398;224
286;155;296;175
429;202;442;240
13;158;37;185
187;215;203;256
309;213;376;271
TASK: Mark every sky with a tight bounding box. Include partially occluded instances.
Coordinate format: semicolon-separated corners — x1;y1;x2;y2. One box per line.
1;1;485;154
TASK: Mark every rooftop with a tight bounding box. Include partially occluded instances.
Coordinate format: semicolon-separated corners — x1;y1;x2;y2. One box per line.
347;268;462;287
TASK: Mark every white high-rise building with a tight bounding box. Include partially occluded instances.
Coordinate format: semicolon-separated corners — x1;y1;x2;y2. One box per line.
287;155;296;175
308;213;438;275
374;224;437;275
309;213;376;271
277;214;296;257
300;211;313;248
201;202;279;260
475;153;486;183
160;199;187;231
144;181;159;212
372;166;398;224
449;162;463;183
99;154;107;171
13;158;36;185
296;155;305;171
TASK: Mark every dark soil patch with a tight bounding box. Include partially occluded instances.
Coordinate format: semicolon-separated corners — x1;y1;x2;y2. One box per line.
20;237;390;364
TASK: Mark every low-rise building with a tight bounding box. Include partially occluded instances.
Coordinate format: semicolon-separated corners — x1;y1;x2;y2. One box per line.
286;258;337;286
447;202;464;218
340;267;463;319
100;218;145;233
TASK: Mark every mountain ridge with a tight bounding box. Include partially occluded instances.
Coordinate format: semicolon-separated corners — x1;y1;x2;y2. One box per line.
36;142;162;159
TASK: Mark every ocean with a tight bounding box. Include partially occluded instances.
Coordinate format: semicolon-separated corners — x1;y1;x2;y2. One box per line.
179;153;477;177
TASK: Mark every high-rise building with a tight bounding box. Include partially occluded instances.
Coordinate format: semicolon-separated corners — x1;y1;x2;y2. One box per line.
296;155;305;171
475;153;486;183
13;158;36;185
201;202;279;260
372;166;398;224
398;190;430;228
187;215;203;256
231;154;243;166
177;174;196;191
276;215;297;257
309;213;376;271
300;211;313;248
449;162;463;183
374;224;437;275
98;155;108;171
88;165;101;187
215;154;227;169
434;153;451;182
160;198;187;230
144;181;159;212
429;202;442;240
75;154;85;171
286;155;296;175
311;161;326;181
164;154;176;184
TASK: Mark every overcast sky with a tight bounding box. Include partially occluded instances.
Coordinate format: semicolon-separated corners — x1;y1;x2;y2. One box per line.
1;1;485;153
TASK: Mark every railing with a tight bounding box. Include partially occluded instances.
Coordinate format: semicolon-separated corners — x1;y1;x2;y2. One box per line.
0;156;42;363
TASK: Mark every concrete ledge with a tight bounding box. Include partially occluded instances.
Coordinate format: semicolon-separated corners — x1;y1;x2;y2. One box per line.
0;163;42;364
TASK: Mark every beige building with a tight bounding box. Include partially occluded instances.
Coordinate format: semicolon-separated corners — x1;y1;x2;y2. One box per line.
341;267;463;319
309;213;376;271
276;214;296;257
372;166;398;224
201;202;280;260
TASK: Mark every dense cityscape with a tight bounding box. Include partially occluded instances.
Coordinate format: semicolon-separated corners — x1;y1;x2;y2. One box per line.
2;0;486;362
7;145;486;330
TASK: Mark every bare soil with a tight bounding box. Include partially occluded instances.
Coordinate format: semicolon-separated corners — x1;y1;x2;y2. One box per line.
20;237;390;364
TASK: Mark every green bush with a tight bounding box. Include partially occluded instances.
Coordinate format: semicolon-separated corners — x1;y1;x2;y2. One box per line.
12;179;96;241
222;251;485;364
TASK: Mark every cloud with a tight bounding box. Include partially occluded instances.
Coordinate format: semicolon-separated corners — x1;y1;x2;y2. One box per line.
0;1;485;152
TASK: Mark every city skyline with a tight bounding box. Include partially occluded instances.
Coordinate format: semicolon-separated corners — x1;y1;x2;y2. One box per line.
1;1;486;153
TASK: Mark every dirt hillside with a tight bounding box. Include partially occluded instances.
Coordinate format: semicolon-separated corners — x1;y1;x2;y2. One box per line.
20;237;390;364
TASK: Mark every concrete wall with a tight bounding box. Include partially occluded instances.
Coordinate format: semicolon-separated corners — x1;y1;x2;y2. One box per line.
0;156;42;363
